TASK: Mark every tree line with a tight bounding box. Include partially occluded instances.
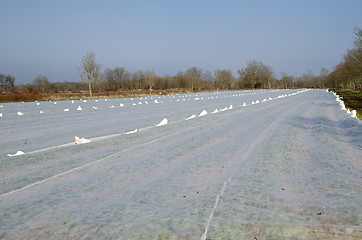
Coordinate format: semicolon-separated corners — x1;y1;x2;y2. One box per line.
1;28;360;96
0;62;336;96
325;27;361;90
15;59;330;96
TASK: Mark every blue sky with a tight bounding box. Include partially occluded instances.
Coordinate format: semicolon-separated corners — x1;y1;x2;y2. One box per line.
1;0;361;84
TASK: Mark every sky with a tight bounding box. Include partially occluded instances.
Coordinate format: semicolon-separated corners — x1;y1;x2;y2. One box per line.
1;0;361;85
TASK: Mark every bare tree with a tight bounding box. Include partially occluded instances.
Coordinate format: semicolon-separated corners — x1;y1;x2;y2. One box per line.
302;70;314;88
319;68;329;88
5;75;15;92
326;28;362;90
78;52;102;97
33;75;50;93
280;72;294;89
0;74;15;93
261;66;273;89
215;69;235;89
105;67;130;91
238;60;273;89
144;70;158;93
346;27;362;89
201;70;215;89
0;74;5;92
158;75;174;89
185;67;202;91
175;71;188;88
130;70;146;90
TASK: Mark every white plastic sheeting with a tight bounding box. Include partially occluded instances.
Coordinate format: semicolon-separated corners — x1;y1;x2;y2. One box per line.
6;150;25;157
156;118;168;126
0;89;360;239
74;136;90;144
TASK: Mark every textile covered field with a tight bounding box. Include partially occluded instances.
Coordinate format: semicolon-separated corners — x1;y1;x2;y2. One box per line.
0;89;361;239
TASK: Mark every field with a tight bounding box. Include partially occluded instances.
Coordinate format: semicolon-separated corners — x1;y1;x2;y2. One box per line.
0;89;361;239
329;89;362;119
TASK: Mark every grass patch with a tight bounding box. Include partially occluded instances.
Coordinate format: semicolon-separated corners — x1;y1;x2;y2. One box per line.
330;88;362;119
0;89;196;103
0;92;45;102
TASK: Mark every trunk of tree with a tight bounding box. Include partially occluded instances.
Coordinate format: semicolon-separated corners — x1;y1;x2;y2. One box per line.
88;80;93;97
